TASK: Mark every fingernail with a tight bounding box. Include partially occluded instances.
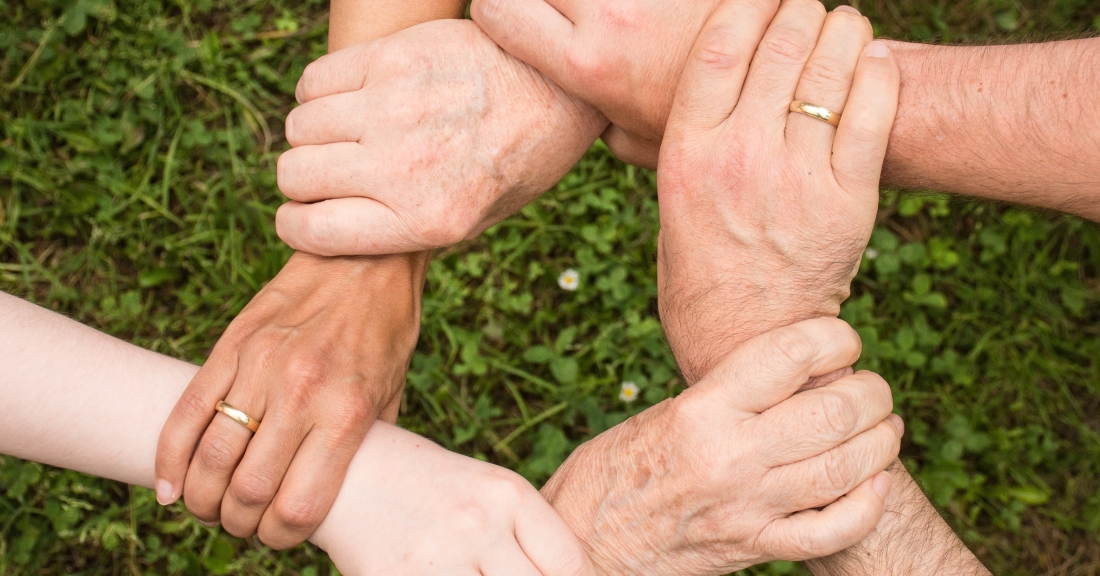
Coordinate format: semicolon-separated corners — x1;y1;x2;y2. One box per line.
873;472;891;498
200;520;219;528
864;40;890;59
834;5;860;14
155;479;176;506
887;414;905;436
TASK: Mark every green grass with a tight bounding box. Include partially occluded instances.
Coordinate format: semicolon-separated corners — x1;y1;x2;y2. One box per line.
1;0;1098;574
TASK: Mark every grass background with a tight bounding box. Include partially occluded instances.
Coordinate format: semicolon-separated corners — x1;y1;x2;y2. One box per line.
1;0;1099;574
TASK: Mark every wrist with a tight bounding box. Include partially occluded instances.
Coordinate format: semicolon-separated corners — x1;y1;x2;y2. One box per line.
805;460;990;576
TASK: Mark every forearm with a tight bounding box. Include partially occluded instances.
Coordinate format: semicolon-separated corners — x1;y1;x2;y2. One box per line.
806;460;989;575
329;0;465;52
885;38;1100;221
0;291;413;553
0;291;197;485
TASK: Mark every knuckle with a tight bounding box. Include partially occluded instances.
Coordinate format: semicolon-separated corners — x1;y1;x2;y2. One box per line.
563;46;610;85
283;355;328;388
821;447;855;494
271;495;325;532
469;0;503;26
770;327;819;368
758;26;815;65
177;387;214;420
450;499;495;535
860;371;893;406
295;62;318;103
841;112;882;147
800;55;852;90
296;209;334;251
229;470;280;509
197;434;240;472
488;469;533;507
695;26;747;71
814;390;859;439
419;209;474;249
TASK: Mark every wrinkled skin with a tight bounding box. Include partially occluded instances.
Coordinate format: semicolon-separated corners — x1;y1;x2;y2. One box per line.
543;319;903;575
471;0;719;166
655;0;899;383
275;19;606;256
537;3;905;573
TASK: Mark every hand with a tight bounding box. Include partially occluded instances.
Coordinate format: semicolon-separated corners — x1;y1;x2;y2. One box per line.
543;318;902;575
313;421;595;576
275;19;607;256
155;251;428;548
655;0;900;383
471;0;719;167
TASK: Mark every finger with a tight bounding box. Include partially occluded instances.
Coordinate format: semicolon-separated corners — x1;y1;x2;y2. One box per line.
278;143;378;203
664;0;779;135
831;40;900;195
768;415;902;511
515;489;597;576
735;0;827;128
155;349;239;506
470;0;573;91
276;198;435;256
257;426;365;549
785;6;873;151
760;471;891;561
182;380;267;524
600;124;659;170
218;409;309;538
285;92;368;147
755;370;894;465
687;317;862;414
295;43;376;104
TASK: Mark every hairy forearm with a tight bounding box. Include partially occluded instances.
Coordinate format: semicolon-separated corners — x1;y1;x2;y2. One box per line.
806;460;989;575
885;38;1100;221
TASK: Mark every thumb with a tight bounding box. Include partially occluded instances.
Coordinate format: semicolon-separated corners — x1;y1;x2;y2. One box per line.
686;317;862;414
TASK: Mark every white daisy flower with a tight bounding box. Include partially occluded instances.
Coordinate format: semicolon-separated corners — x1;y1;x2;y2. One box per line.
864;247;879;260
619;381;640;403
558;269;580;291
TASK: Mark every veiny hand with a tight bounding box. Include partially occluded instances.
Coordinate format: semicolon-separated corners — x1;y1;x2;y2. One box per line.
655;0;900;383
543;318;902;575
155;251;428;548
312;421;595;576
471;0;719;167
275;19;607;256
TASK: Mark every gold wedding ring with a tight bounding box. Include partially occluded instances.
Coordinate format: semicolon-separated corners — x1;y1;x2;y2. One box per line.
215;401;261;433
789;100;842;127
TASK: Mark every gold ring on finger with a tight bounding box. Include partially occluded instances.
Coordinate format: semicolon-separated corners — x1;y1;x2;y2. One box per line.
789;100;842;127
215;401;261;433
